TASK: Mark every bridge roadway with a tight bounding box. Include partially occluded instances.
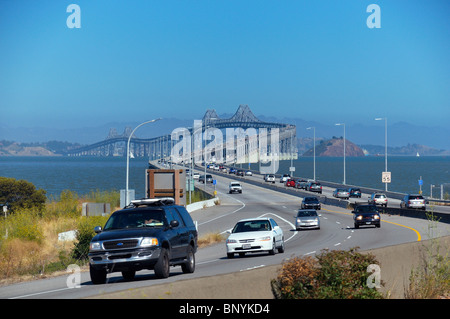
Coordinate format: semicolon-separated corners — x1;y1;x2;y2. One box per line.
200;165;450;216
1;166;448;299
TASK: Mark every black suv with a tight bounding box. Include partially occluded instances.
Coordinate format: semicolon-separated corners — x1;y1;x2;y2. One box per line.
88;198;198;284
352;204;381;229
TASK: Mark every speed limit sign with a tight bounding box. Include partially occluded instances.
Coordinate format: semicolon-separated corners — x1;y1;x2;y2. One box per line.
382;172;391;183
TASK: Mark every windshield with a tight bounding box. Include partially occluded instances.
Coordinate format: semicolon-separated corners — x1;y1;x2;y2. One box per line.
232;220;271;233
297;210;317;217
104;209;166;230
355;206;379;214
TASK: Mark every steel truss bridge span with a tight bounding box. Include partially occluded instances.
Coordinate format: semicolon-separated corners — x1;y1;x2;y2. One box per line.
65;105;297;160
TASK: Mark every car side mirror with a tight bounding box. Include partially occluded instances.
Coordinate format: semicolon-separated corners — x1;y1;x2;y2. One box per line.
170;220;179;228
94;226;102;234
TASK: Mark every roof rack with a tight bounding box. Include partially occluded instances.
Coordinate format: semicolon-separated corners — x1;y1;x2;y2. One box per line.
126;197;175;208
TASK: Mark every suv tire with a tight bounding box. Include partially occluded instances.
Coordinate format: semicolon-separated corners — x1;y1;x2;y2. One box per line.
154;248;170;278
90;264;107;285
181;245;195;274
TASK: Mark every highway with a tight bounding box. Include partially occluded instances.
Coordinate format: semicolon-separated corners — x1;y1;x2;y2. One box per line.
0;169;448;299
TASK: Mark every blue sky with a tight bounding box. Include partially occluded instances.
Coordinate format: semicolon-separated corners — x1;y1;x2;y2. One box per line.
1;0;449;131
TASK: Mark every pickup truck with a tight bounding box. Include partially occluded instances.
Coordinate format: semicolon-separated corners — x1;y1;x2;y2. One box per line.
229;182;242;194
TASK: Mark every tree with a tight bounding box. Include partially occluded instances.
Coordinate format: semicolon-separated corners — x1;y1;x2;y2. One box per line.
0;177;46;212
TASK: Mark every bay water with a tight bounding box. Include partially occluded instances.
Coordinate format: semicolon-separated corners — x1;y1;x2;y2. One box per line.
0;156;449;200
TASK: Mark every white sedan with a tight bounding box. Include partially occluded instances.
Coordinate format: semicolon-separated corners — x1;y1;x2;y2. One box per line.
226;217;285;258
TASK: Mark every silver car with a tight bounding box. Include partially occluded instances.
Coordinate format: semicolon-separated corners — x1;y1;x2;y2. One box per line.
400;194;426;210
368;193;388;207
295;209;320;230
333;188;350;199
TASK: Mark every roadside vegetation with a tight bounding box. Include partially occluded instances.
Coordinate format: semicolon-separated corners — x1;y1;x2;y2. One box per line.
271;248;384;299
405;211;449;299
0;181;117;283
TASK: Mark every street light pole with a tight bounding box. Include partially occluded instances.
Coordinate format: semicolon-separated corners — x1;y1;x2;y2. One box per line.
335;123;346;185
375;117;388;191
306;127;316;181
126;118;162;206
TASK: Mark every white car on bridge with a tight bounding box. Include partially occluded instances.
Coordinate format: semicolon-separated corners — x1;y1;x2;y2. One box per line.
226;217;285;258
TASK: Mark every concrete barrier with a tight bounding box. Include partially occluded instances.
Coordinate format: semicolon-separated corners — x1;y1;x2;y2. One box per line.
186;197;218;213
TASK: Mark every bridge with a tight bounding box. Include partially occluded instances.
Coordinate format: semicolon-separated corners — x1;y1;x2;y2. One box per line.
65;105;297;161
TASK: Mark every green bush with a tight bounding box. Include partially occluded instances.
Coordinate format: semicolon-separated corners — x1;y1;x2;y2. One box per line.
0;177;46;212
272;248;384;299
71;215;109;262
1;209;43;243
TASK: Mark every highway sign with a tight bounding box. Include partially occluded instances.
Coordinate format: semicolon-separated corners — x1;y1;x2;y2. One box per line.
382;171;391;183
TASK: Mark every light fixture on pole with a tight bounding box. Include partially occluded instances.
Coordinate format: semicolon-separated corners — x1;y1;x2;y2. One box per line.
375;117;388;191
306;127;316;181
126;118;162;206
335;123;346;185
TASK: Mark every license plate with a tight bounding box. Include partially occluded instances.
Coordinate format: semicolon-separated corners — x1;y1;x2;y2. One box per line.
242;244;251;250
366;222;371;224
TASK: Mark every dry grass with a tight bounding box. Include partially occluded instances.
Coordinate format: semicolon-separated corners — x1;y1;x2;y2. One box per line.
197;232;226;248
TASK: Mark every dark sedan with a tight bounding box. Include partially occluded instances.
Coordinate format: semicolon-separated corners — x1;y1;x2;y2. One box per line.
352;205;381;229
301;197;321;210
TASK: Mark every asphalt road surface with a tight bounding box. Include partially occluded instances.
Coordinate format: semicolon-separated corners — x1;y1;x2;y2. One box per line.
1;170;448;299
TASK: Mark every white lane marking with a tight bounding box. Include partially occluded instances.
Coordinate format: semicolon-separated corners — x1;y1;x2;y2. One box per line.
258;212;297;243
334;243;341;246
303;251;316;256
198;195;246;227
240;265;265;272
9;286;80;299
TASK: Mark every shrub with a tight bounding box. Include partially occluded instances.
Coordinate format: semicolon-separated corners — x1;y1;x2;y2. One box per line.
71;215;108;262
0;177;46;212
2;209;43;243
271;248;384;299
45;190;80;218
271;256;319;299
0;238;43;278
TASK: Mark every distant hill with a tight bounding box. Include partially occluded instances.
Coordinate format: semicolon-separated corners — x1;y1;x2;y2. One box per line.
0;141;81;156
302;137;365;157
360;143;450;156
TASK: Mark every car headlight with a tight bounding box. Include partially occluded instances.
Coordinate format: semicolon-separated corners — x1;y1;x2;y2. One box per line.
356;215;363;220
141;237;159;247
374;215;380;220
89;242;102;251
226;239;237;244
257;236;272;241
